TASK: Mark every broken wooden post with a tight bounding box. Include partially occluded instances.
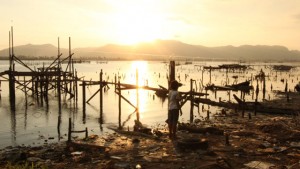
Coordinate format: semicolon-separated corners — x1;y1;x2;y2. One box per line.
85;127;88;139
35;77;39;104
242;106;245;118
40;74;43;107
207;110;210;120
24;76;28;109
82;81;86;114
31;77;34;96
57;115;61;141
263;77;266;100
254;99;257;116
45;75;49;109
285;81;288;92
255;79;259;101
215;90;218;99
225;133;230;146
68;118;72;142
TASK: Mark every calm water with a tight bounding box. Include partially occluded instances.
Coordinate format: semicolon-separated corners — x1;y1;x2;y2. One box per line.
0;60;299;149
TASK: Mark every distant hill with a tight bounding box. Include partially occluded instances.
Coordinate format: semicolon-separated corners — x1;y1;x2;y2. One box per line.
1;40;300;61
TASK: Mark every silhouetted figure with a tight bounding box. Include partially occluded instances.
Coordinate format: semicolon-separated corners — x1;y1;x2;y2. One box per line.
167;80;181;140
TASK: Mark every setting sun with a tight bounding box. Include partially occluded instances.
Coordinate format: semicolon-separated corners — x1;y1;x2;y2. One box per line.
111;2;167;45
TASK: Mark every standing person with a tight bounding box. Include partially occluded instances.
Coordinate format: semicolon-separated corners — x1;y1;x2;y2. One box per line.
168;80;181;139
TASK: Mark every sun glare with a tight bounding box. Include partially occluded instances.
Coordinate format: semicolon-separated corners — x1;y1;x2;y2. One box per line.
128;61;149;119
130;61;148;86
112;4;167;45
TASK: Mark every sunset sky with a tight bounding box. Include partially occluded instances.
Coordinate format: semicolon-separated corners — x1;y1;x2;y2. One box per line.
0;0;300;50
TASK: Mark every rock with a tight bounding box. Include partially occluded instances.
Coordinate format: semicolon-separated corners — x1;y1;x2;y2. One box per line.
244;161;275;169
27;157;44;163
5;151;27;163
177;138;209;150
71;151;83;156
114;162;130;169
132;138;140;144
259;141;271;148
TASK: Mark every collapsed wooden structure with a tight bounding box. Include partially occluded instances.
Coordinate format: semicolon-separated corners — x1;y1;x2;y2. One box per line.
1;27;78;112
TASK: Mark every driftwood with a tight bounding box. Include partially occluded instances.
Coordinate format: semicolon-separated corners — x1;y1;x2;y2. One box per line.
195;95;298;115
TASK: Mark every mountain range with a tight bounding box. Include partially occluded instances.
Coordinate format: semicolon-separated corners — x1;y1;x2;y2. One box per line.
1;40;300;61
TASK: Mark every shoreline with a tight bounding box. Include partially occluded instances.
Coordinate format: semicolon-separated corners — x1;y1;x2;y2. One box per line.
1;103;300;168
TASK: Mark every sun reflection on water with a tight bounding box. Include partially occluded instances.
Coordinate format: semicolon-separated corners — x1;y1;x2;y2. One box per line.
127;61;149;121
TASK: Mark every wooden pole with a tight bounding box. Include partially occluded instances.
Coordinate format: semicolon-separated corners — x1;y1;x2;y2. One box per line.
169;61;175;89
114;74;117;92
24;76;28;109
118;80;122;129
85;127;88;139
9;28;16;110
207;110;210;120
201;69;204;87
35;77;39;104
225;133;230;146
136;69;140;122
100;69;103;124
75;70;78;103
82;81;86;114
57;38;62;113
68;118;71;142
57;115;61;141
209;68;212;84
254;99;257;116
190;79;194;123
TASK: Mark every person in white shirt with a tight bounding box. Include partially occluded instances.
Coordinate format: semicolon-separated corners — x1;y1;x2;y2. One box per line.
168;80;181;139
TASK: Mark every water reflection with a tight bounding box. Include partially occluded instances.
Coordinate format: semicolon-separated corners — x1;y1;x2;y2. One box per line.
10;109;16;146
0;61;299;148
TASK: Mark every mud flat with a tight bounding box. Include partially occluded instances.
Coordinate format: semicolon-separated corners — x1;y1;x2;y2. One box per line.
1;93;300;169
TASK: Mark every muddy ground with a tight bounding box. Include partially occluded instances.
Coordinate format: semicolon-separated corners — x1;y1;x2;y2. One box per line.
1;92;300;169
